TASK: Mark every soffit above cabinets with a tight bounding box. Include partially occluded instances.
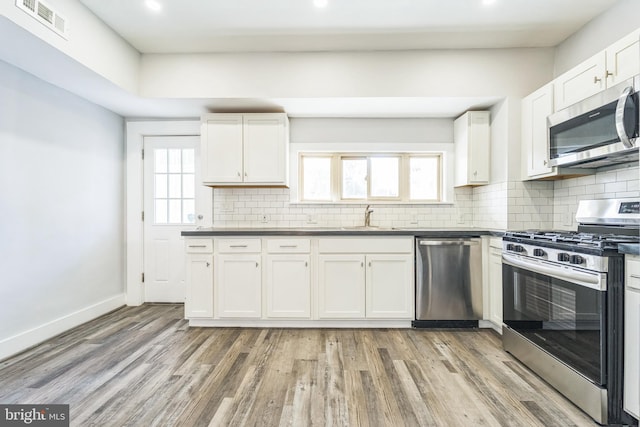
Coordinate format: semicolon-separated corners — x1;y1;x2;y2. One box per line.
79;0;617;54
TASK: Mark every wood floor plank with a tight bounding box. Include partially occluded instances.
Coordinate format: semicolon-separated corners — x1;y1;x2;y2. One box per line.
0;305;599;427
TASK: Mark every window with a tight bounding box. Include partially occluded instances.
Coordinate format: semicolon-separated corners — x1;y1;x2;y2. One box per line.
299;152;442;203
154;148;196;224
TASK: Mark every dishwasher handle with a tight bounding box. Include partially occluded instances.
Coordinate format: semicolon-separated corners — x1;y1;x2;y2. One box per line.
418;240;479;246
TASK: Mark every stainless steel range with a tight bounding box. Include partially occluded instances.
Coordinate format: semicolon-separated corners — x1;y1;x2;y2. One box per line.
502;198;640;426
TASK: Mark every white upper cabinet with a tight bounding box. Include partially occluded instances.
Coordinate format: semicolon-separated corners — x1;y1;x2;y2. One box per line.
554;29;640;110
454;111;490;187
201;113;289;187
522;83;554;178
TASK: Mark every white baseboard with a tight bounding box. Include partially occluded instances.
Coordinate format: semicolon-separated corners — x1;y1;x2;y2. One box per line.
189;318;413;328
0;294;126;361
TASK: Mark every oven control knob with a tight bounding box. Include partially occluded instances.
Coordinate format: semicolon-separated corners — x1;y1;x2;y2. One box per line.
557;253;570;262
533;249;546;257
570;255;585;265
513;245;525;253
506;244;515;251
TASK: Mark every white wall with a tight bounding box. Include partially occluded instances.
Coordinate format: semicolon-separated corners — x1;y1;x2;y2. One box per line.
554;0;640;76
140;48;554;99
0;59;125;360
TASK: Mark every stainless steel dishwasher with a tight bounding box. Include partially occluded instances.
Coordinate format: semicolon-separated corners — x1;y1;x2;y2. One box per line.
413;238;483;328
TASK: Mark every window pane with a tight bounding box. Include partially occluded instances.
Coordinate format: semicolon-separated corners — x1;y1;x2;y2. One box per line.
183;199;195;224
168;149;181;173
182;174;195;198
302;157;331;201
168;174;181;198
155;174;167;199
155;199;168;224
155;149;167;173
342;158;367;199
182;149;195;173
370;157;399;198
410;156;439;200
168;200;182;224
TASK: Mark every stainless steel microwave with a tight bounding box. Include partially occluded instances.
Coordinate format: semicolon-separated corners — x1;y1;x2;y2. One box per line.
547;76;639;168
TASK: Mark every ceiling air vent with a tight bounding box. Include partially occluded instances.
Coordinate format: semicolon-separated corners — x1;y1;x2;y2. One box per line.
15;0;68;39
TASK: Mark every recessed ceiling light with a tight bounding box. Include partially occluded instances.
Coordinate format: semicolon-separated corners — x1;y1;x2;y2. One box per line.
314;0;328;8
145;0;163;12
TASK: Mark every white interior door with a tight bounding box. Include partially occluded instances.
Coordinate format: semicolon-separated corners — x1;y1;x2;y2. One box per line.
143;136;211;302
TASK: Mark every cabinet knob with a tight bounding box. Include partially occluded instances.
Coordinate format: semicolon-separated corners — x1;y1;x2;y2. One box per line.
605;70;613;78
305;262;308;267
543;160;547;166
206;262;210;267
256;262;259;268
237;172;241;177
368;262;371;267
361;262;364;267
245;172;248;177
594;76;602;84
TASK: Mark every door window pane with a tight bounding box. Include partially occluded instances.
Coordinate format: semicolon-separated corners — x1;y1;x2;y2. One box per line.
342;158;367;199
302;156;331;201
410;156;440;200
153;148;196;225
370;157;399;198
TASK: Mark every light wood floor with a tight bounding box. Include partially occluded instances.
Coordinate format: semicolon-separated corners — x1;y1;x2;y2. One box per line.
0;304;598;427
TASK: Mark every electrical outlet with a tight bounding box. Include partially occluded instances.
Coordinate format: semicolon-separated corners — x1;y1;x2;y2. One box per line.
564;211;573;227
261;214;270;223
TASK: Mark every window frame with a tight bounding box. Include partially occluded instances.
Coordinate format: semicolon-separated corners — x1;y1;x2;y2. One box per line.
298;151;443;204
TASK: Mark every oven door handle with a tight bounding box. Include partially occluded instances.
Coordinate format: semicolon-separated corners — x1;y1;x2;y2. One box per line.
615;85;636;149
502;253;606;291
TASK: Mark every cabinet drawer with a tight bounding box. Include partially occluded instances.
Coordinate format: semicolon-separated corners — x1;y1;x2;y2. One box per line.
627;255;640;291
217;238;261;253
489;237;502;249
185;239;213;253
266;239;311;253
318;238;413;254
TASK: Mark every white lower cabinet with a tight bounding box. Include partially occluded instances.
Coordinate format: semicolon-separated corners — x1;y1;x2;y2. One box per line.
487;240;503;328
318;255;366;319
185;239;214;318
265;254;311;318
366;255;413;319
216;254;262;318
625;255;640;419
185;253;214;318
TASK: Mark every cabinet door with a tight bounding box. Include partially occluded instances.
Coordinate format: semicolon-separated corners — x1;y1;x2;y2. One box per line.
265;255;311;318
365;254;413;319
488;248;503;327
202;116;243;183
606;29;640;87
216;255;262;318
523;84;554;178
554;52;606;110
467;112;490;184
243;115;287;184
318;255;365;319
185;254;214;318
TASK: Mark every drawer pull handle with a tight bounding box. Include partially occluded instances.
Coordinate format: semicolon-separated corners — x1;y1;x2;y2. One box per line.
230;245;248;248
279;245;298;248
305;262;308;267
206;262;210;267
188;245;207;248
256;262;259;268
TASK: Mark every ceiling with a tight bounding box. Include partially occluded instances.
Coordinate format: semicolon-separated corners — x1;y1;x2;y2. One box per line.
25;0;622;118
79;0;618;53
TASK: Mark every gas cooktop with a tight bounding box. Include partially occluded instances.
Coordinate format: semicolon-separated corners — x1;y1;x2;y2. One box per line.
503;230;639;250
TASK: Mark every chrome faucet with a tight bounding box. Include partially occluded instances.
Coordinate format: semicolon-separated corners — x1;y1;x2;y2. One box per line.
364;205;374;227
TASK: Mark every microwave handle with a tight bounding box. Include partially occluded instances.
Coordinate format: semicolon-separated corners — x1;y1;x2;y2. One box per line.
615;85;635;149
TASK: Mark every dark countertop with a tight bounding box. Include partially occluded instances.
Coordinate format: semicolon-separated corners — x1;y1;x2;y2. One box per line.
182;227;498;237
619;243;640;255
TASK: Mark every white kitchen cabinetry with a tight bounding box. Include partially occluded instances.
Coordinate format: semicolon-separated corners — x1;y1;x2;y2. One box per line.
318;255;367;318
625;254;640;419
317;238;414;320
454;111;490;187
265;239;311;318
201;113;289;187
366;254;413;319
487;238;503;330
185;239;214;318
554;29;640;110
215;239;262;318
